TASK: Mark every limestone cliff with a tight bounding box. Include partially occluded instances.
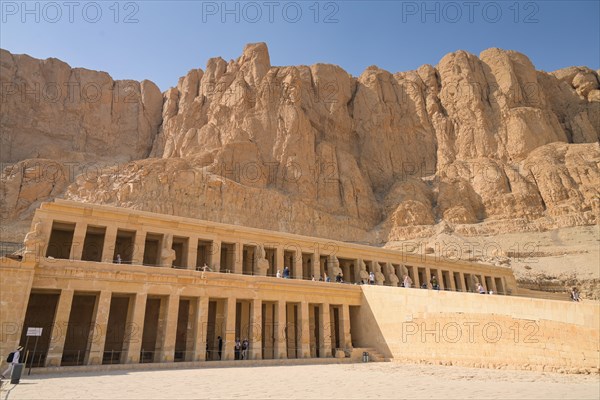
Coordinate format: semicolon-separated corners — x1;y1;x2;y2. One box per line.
1;44;599;293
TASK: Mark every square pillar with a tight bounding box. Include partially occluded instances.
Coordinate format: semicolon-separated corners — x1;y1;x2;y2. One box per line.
299;302;311;358
224;297;237;360
425;268;432;289
101;226;118;263
122;293;147;364
131;230;146;265
86;290;112;365
340;304;352;351
250;299;262;360
276;301;287;359
489;276;498;293
45;289;74;367
157;294;180;362
409;266;419;288
187;237;199;270
294;253;303;280
193;297;209;361
312;251;320;280
276;246;285;276
319;304;331;358
69;222;88;261
233;243;243;274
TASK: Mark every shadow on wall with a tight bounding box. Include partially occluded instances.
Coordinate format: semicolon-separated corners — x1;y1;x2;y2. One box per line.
350;291;394;359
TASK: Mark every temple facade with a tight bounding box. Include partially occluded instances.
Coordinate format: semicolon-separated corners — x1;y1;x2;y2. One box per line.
0;200;597;372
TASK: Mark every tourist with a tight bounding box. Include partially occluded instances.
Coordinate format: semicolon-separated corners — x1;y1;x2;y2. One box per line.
283;266;290;279
403;274;413;288
421;282;428;289
477;283;486;294
369;271;375;285
571;287;580;302
276;270;282;278
217;336;223;360
1;346;22;380
115;254;122;264
311;275;316;281
241;338;249;360
335;272;344;283
235;338;241;360
325;272;331;283
430;275;439;290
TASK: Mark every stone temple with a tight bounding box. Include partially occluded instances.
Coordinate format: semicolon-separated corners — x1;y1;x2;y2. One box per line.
0;200;597;373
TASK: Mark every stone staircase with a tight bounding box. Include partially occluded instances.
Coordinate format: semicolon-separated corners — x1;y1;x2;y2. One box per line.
350;347;390;362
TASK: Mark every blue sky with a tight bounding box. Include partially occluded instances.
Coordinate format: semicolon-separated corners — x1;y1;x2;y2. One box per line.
1;1;599;91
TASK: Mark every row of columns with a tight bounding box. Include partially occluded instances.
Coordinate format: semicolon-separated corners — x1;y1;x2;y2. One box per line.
60;222;508;291
43;289;352;367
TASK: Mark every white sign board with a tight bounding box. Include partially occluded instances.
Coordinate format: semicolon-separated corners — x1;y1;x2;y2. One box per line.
26;327;43;337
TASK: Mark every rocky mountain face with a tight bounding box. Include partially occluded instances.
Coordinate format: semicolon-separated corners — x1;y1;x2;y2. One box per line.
1;44;599;290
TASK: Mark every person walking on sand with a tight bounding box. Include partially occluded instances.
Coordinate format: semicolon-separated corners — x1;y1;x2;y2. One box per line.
1;345;22;380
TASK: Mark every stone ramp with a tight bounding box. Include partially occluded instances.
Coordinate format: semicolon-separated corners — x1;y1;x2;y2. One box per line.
28;357;357;376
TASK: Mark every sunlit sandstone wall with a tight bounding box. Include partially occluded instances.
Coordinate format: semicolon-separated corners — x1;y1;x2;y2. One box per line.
352;285;600;372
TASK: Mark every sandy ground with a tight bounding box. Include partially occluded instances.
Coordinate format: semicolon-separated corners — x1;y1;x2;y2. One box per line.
2;362;599;400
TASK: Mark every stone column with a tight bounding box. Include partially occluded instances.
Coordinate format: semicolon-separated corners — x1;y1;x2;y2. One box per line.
319;304;332;358
158;294;180;362
161;234;174;268
488;276;498;293
312;250;320;280
425;267;432;288
122;293;147;364
250;299;262;360
276;300;287;359
193;297;209;361
409;266;419;288
211;239;221;271
86;290;112;365
187;237;199;270
224;297;236;360
276;246;285;276
299;302;311;358
340;304;352;351
233;243;243;274
69;222;87;261
131;230;146;265
294;252;303;280
449;271;457;291
101;226;118;263
45;289;74;367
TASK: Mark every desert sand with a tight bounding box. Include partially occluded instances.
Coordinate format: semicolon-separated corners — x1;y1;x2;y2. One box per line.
2;362;599;400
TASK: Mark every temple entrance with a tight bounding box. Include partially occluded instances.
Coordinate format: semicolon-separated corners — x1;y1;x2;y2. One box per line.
103;295;130;364
20;292;60;368
242;245;256;275
418;267;427;288
171;236;188;268
46;221;75;259
143;233;163;267
174;299;193;361
140;297;162;363
495;277;505;294
206;299;226;360
261;302;276;359
81;225;105;262
338;258;355;283
196;240;213;270
235;300;252;359
330;305;341;356
265;248;276;277
302;253;313;280
114;229;135;264
453;272;463;291
284;250;296;279
286;303;299;358
220;243;235;273
309;304;320;358
62;293;97;366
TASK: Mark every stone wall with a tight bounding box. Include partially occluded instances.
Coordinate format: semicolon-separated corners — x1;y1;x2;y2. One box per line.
352;285;599;372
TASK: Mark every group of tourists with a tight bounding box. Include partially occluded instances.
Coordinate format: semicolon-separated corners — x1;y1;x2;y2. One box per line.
234;338;250;360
